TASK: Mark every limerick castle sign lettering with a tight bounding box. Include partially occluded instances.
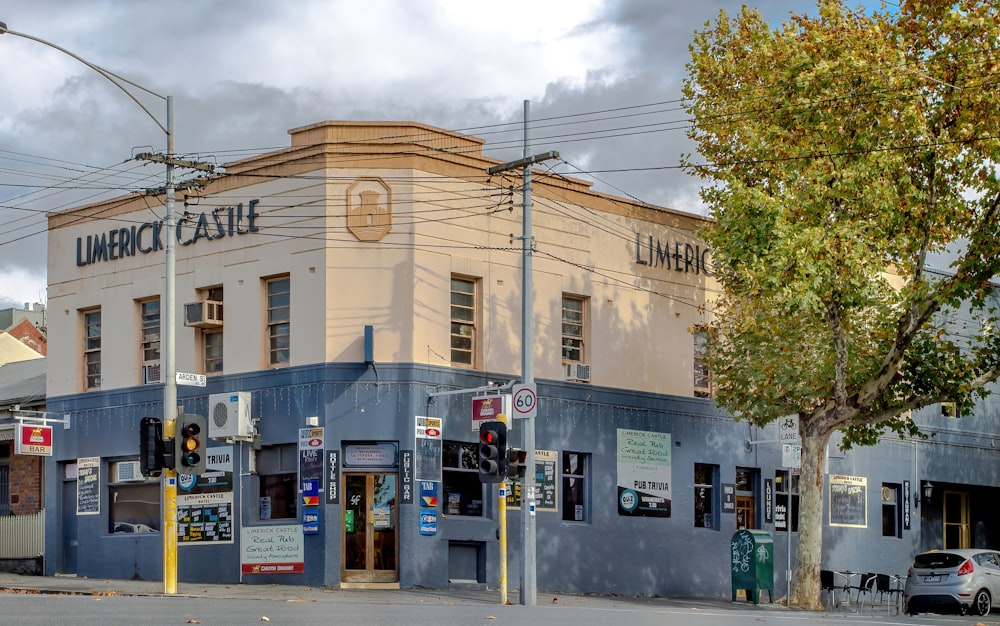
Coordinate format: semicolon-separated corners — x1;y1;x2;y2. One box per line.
633;232;711;275
75;200;261;267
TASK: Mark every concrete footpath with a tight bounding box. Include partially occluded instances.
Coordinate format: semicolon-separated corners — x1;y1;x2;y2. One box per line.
0;571;786;614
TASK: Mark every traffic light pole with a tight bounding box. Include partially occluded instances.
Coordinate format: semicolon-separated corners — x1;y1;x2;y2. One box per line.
486;100;558;607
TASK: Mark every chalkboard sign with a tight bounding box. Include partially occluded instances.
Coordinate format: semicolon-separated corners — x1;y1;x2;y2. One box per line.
414;437;442;482
77;456;101;515
829;474;867;528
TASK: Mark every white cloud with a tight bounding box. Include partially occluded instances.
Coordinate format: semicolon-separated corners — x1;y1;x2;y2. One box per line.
0;267;47;310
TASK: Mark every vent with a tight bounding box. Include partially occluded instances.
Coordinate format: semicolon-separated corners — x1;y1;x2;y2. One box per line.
564;362;591;382
208;391;253;439
115;460;144;482
184;300;224;328
142;363;161;384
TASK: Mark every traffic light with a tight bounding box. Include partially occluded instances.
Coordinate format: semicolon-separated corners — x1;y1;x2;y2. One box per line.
139;417;166;477
175;413;207;475
505;448;527;479
478;420;507;483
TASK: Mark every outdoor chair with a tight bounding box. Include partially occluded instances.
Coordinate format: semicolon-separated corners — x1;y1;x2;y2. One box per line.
855;572;879;613
820;570;840;609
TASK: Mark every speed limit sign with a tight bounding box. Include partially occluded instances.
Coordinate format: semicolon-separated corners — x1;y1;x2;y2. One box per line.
512;383;537;419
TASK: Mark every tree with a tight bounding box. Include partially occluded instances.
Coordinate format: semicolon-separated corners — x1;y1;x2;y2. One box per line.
682;0;1000;610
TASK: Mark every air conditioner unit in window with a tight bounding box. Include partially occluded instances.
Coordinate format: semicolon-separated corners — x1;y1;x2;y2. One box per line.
184;300;224;328
208;391;253;440
142;363;161;384
115;460;145;482
564;362;591;382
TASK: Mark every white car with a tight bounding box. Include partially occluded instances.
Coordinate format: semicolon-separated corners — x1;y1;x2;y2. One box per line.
905;549;1000;616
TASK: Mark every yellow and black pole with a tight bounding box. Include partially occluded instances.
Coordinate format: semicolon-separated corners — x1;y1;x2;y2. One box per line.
497;413;509;605
163;417;177;594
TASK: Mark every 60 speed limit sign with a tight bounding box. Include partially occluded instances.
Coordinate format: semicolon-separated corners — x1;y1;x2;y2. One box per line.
511;383;537;419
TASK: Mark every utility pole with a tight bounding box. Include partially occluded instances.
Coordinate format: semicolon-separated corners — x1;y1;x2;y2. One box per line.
486;100;558;607
1;21;211;595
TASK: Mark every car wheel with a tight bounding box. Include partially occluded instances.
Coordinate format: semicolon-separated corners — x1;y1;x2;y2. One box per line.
974;589;991;616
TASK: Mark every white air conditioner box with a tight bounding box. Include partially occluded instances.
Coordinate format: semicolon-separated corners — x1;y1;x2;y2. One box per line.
564;362;591;382
142;362;161;384
184;300;224;328
115;460;144;482
209;391;253;439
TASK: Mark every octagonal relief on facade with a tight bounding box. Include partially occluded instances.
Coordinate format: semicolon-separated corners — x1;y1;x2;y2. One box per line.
346;177;392;242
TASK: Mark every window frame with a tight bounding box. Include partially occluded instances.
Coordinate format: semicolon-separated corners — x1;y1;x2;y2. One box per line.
775;469;800;533
265;276;290;367
139;298;161;366
693;325;713;398
694;462;719;529
255;444;297;522
442;440;485;517
450;275;478;368
83;308;102;390
108;458;161;535
561;295;586;364
881;483;901;538
561;451;589;523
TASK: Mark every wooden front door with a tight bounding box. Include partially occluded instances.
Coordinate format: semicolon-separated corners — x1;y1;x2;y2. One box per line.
342;473;398;585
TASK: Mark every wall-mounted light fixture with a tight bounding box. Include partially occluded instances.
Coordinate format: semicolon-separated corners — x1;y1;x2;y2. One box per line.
915;481;934;508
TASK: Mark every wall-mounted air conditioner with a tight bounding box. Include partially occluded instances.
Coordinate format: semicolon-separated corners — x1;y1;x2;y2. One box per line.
208;391;253;439
115;460;145;482
184;300;224;328
142;362;161;384
564;362;591;382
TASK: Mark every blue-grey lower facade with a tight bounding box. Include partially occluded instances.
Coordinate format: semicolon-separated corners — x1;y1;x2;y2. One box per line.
42;363;1000;597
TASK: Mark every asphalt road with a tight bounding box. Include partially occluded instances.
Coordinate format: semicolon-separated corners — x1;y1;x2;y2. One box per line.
0;591;991;626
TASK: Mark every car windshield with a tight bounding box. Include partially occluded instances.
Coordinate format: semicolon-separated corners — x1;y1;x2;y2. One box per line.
913;552;967;569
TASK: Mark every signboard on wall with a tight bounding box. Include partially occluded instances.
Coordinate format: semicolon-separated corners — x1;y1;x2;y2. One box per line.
829;474;867;528
414;416;442;482
177;445;235;543
505;449;557;511
616;429;672;517
471;395;512;431
15;423;53;456
76;456;100;515
240;525;305;574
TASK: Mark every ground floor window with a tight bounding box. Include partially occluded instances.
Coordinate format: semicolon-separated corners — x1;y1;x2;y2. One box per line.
109;478;160;534
882;483;901;538
694;463;719;529
443;440;483;516
775;470;799;532
256;444;297;521
562;451;589;522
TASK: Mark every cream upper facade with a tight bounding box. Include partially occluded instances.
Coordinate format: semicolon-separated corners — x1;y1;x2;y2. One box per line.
46;121;718;398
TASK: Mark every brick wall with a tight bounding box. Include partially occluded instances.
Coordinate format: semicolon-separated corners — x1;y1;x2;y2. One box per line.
9;455;43;515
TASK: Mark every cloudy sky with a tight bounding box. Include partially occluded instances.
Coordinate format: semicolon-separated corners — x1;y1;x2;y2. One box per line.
0;0;876;309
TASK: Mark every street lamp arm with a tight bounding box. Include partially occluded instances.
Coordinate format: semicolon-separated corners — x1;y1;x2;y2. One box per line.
0;23;169;137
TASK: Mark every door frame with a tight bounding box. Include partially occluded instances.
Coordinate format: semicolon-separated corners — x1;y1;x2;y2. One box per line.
341;471;399;588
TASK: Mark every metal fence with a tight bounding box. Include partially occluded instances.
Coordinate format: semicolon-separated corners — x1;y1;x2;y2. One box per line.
0;510;45;558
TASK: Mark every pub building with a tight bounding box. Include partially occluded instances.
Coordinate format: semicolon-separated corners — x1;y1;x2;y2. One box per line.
42;121;1000;594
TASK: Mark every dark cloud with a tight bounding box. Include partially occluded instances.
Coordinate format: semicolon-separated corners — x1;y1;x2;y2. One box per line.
0;0;822;305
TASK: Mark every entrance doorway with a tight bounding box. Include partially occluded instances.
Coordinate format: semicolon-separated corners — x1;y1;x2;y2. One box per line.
736;495;755;530
342;473;398;586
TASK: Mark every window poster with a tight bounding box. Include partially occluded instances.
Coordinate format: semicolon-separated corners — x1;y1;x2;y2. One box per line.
616;429;672;517
178;445;235;543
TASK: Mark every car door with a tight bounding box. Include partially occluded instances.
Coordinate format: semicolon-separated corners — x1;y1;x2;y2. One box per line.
982;553;1000;608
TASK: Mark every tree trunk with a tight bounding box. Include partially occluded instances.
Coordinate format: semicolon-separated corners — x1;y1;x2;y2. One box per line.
788;427;832;609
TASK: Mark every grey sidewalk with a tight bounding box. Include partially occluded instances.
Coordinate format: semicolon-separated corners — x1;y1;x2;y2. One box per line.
0;571;784;613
